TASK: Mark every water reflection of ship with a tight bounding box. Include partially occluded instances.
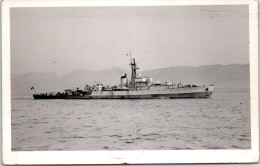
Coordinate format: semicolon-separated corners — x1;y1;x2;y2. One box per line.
33;58;214;99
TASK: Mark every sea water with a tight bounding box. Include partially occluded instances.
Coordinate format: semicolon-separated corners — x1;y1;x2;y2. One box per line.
11;89;250;150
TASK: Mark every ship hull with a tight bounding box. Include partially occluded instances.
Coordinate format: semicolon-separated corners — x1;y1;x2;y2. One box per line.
33;86;213;99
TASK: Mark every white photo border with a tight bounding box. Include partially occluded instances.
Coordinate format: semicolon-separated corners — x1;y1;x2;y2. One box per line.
2;0;259;164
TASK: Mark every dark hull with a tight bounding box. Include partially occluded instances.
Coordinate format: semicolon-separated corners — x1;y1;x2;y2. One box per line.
33;91;212;99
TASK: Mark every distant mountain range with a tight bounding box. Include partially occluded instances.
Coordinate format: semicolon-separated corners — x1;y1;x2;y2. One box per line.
11;64;250;96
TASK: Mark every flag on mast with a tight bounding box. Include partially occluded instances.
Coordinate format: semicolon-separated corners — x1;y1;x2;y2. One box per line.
31;86;36;94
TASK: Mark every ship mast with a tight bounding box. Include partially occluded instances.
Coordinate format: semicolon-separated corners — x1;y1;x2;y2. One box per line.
130;58;139;90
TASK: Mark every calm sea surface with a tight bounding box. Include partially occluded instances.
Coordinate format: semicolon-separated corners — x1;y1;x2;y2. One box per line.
11;89;251;150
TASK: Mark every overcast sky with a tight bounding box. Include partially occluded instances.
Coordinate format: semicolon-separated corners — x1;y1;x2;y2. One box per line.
11;5;249;75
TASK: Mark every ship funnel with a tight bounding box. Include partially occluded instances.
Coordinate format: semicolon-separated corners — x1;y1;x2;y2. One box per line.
120;74;128;86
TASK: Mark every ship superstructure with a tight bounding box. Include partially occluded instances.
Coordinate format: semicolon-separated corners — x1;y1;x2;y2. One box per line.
33;58;214;99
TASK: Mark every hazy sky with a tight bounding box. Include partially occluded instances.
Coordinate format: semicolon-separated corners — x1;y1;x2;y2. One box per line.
11;5;249;75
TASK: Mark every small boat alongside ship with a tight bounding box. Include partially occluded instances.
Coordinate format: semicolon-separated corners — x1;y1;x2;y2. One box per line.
32;58;214;99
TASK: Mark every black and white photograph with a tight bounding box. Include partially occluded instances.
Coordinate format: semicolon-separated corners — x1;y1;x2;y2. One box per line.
2;0;259;164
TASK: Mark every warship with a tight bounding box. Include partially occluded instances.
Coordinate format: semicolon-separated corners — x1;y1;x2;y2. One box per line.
32;58;214;99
